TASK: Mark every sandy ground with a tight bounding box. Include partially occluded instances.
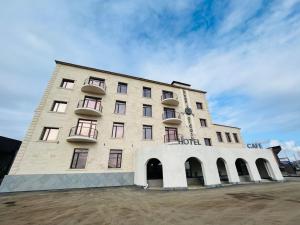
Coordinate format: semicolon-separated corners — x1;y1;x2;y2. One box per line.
0;182;300;225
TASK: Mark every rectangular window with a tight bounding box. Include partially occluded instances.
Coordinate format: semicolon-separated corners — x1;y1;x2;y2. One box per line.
114;101;126;114
70;149;88;169
117;82;127;94
200;119;207;127
233;133;239;143
51;101;67;112
60;79;74;89
40;127;59;141
225;132;232;143
143;87;151;98
204;138;212;146
75;119;97;138
162;90;173;99
143;104;152;117
165;127;178;142
216;132;223;142
87;77;105;87
112;122;124;138
196;102;203;110
163;107;175;119
108;150;122;168
82;96;102;111
143;125;152;140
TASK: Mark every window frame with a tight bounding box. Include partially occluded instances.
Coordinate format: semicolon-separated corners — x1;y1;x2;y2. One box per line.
143;104;152;117
143;125;153;140
70;148;88;169
200;118;207;127
51;101;67;113
143;87;151;98
108;149;122;168
111;122;125;138
117;82;128;94
204;138;212;146
196;102;203;110
114;100;126;114
216;132;223;142
233;133;239;143
60;78;75;89
40;127;59;141
225;132;232;143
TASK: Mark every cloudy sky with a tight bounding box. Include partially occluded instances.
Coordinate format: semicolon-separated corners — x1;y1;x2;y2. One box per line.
0;0;299;159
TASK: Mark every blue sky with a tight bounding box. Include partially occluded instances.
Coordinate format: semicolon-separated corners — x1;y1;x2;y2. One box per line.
0;0;300;158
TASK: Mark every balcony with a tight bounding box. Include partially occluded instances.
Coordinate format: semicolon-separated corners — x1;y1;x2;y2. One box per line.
66;126;98;143
74;100;102;117
161;93;179;106
162;111;182;125
164;133;182;143
81;78;106;95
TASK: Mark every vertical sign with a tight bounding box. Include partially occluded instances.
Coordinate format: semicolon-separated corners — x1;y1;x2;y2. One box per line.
183;90;194;139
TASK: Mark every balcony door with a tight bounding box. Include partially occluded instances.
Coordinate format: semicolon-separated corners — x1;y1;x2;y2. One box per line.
163;108;175;119
162;91;173;99
83;96;101;110
76;119;97;138
88;77;105;87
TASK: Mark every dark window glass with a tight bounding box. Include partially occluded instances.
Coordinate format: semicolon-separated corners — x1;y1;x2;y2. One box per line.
143;87;151;98
82;96;101;111
216;132;223;142
40;127;59;141
112;123;124;138
51;101;67;112
114;101;126;114
162;91;173;99
225;132;232;143
163;108;175;119
143;104;152;117
204;138;212;146
165;127;178;142
200;119;207;127
108;150;122;168
60;79;74;89
70;149;88;169
233;133;239;143
196;102;203;110
117;82;127;94
143;125;152;140
75;119;97;137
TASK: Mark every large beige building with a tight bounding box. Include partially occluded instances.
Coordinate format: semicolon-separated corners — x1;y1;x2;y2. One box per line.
0;61;283;192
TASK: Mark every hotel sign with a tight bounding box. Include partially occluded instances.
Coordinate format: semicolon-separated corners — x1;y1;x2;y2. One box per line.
247;143;263;149
183;90;195;139
178;138;201;145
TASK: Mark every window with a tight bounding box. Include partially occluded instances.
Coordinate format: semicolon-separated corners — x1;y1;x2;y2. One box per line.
108;150;122;168
75;119;97;138
70;149;88;169
196;102;203;110
40;127;59;141
143;125;152;140
51;101;67;112
117;82;127;94
143;87;151;98
112;123;124;138
143;104;152;117
165;127;178;142
163;108;175;119
114;101;126;114
233;133;239;143
86;77;105;88
60;79;74;89
82;96;101;111
225;132;232;143
200;119;207;127
216;132;223;142
162;90;173;99
204;138;212;146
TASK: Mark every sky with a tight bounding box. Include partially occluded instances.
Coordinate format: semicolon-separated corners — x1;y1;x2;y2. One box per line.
0;0;300;159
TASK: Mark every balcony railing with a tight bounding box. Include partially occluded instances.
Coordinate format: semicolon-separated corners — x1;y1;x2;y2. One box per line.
162;111;181;120
164;133;182;143
81;78;106;95
68;126;98;140
84;78;107;90
161;92;178;101
161;93;179;106
77;99;102;112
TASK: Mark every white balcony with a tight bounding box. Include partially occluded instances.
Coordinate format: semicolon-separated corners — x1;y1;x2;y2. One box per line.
162;112;182;125
161;93;179;106
74;100;102;117
81;78;106;95
66;126;98;143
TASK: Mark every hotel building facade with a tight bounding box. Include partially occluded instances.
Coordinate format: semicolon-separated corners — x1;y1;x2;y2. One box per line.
0;61;283;192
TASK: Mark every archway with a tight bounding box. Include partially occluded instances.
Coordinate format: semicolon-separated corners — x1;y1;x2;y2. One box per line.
185;157;205;186
217;158;229;183
146;158;163;187
235;158;251;182
256;158;273;180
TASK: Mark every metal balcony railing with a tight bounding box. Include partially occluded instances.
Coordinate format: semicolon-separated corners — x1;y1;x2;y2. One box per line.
162;111;181;120
161;92;178;101
68;126;98;140
77;99;102;112
84;78;106;91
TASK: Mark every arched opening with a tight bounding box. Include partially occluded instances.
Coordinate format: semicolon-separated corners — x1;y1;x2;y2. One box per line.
185;157;205;186
217;158;229;183
146;158;163;187
256;158;273;180
235;158;251;182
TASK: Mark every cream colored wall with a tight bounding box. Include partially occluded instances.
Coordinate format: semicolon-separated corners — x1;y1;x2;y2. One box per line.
10;63;244;175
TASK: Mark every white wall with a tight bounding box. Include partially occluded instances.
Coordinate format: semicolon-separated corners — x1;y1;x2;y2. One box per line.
134;144;284;188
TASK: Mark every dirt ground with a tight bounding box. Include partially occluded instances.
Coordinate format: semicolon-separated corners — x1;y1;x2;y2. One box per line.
0;182;300;225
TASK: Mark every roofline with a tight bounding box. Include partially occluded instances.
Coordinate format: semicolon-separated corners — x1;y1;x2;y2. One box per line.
55;60;206;94
213;123;241;130
171;81;191;87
